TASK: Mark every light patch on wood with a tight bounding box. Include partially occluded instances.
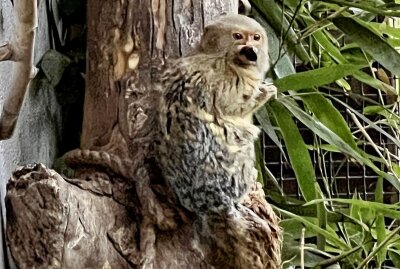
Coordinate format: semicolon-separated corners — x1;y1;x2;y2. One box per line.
113;28;121;45
112;27;136;79
114;50;126;79
183;0;192;8
112;28;123;79
124;35;134;53
151;0;167;50
128;53;140;70
102;261;111;269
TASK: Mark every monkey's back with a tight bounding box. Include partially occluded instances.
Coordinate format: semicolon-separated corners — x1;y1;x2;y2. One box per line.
158;55;260;213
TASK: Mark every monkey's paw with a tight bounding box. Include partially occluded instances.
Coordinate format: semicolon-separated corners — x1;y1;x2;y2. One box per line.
258;82;277;102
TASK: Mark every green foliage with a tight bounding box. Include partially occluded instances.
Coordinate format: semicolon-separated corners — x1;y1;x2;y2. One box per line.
251;0;400;267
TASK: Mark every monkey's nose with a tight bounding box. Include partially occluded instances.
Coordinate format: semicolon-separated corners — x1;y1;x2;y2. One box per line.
239;46;257;62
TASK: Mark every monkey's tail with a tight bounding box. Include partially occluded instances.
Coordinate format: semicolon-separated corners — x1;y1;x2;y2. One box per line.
193;204;281;269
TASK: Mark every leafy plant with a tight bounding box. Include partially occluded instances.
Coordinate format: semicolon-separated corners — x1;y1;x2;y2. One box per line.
250;0;400;267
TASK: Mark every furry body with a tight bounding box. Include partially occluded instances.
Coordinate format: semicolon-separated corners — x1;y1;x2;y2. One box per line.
157;14;278;268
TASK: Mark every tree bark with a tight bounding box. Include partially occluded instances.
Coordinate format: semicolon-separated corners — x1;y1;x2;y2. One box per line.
6;1;281;268
0;0;38;139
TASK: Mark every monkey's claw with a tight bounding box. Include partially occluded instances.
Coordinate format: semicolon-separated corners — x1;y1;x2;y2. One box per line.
259;82;277;101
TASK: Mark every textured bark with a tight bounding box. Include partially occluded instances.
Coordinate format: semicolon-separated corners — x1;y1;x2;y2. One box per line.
6;1;281;268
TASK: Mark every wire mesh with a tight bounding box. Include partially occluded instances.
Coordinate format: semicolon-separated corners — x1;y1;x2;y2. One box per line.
262;64;399;268
263;70;399;201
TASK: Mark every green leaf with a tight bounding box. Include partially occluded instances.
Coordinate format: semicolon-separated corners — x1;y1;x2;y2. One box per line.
281;219;318;239
330;95;400;149
303;15;398;94
369;22;400;39
255;139;265;184
255;106;283;152
306;198;400;219
316;245;363;267
280;96;400;191
353;70;398;95
332;17;400;76
278;97;362;157
357;226;400;269
375;177;387;266
302;16;347;64
388;38;400;47
363;105;388;115
274;64;365;91
389;250;400;268
254;138;283;194
282;239;327;268
341;45;374;66
277;206;350;250
269;100;321;201
299;89;357;149
307;144;341;152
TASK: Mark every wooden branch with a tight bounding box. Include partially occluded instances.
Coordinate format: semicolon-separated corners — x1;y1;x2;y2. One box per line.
6;163;280;269
0;0;38;140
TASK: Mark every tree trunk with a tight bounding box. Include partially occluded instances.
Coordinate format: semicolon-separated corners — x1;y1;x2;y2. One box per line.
5;1;281;268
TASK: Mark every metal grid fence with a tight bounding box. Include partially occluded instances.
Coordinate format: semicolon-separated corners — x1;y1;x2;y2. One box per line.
262;64;399;267
263;73;399;203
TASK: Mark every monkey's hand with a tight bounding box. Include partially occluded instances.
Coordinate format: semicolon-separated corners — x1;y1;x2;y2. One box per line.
256;82;277;103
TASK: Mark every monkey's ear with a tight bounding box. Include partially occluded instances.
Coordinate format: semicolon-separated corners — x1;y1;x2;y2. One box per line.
199;25;219;53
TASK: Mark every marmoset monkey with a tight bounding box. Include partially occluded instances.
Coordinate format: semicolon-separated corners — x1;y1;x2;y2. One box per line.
158;14;278;268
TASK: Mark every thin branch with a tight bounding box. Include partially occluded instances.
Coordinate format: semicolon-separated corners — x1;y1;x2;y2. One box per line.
0;0;38;140
347;109;390;167
277;0;303;61
300;228;305;269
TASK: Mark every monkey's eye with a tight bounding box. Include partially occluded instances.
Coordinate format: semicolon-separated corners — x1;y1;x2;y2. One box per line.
254;34;261;41
232;33;243;40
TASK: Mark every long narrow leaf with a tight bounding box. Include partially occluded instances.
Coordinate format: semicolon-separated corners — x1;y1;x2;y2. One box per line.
269;100;321;201
329;95;400;149
305;198;400;219
255;106;283;152
299;89;357;150
333;17;400;76
302;15;347;64
353;70;398;95
357;226;400;269
276;206;350;250
274;64;365;91
375;177;387;266
279;97;400;191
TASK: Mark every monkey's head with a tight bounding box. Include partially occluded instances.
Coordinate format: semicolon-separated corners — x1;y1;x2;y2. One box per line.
199;14;269;77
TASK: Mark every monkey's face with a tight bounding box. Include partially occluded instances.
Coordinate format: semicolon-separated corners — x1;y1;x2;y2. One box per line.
230;31;265;69
199;14;270;76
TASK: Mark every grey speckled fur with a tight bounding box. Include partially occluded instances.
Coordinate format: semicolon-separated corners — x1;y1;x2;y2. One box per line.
158;14;278;269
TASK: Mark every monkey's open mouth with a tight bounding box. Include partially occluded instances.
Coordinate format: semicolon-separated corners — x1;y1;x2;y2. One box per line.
239;46;258;62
